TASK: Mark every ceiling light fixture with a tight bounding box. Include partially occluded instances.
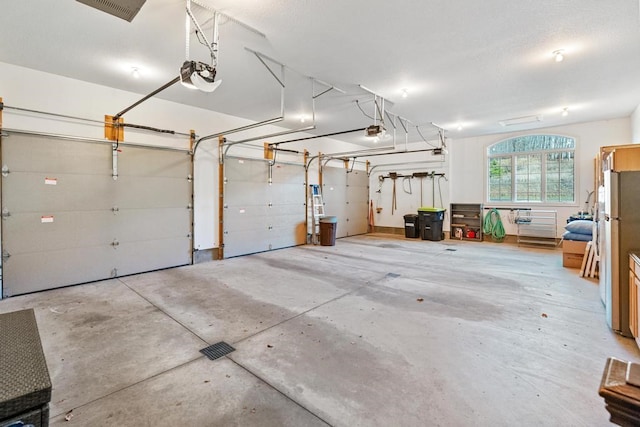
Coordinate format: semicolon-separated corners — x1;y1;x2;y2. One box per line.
457;124;463;131
553;49;564;62
401;89;408;98
562;107;569;117
131;67;140;79
499;115;543;127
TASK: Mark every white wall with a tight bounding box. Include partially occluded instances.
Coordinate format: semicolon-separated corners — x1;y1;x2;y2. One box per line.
449;118;631;237
0;62;363;250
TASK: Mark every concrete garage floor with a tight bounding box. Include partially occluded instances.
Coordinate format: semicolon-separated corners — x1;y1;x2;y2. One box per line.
1;233;639;426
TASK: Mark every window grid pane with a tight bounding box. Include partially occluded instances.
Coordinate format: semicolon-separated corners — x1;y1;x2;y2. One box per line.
515;154;542;202
488;156;512;201
545;151;574;202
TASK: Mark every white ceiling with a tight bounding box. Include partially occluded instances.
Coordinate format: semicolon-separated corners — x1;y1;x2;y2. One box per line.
1;0;640;145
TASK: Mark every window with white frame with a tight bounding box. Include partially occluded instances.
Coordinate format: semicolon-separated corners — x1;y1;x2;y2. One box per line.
487;135;575;203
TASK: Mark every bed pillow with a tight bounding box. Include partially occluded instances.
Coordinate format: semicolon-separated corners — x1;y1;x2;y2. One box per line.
562;230;592;242
565;220;593;235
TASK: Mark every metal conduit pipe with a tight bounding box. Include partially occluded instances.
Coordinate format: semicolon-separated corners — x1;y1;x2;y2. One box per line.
369;159;446;176
5;105;193;138
266;127;368;146
4;105;105;125
0;128;190;153
349;148;437;159
194;116;284;156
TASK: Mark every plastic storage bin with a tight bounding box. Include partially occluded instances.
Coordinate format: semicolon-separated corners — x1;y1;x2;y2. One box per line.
403;214;420;238
319;216;338;246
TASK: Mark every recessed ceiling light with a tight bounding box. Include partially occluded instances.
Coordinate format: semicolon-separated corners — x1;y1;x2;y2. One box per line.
457;124;463;131
562;107;569;117
401;89;408;98
131;67;141;78
552;49;564;62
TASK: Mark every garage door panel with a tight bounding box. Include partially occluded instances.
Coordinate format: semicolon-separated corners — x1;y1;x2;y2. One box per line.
224;229;271;258
3;211;115;254
224;205;269;232
115;209;192;242
115;237;191;276
271;183;305;204
114;176;191;209
225;158;268;183
269;203;305;217
346;214;368;236
272;164;304;184
3;247;116;297
3;135;112;174
118;147;191;178
3;172;115;212
269;222;306;249
226;182;269;206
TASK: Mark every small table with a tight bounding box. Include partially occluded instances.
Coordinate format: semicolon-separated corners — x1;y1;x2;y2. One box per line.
0;309;51;427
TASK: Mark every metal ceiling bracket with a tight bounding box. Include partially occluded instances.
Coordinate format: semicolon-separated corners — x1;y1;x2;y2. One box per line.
245;48;285;88
312;78;346;99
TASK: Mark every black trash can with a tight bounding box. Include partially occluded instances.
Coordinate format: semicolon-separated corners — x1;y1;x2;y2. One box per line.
319;216;338;246
403;214;420;238
418;207;445;241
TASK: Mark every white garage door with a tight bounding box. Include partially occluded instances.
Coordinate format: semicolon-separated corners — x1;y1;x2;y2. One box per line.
1;131;192;297
322;167;369;238
223;157;306;258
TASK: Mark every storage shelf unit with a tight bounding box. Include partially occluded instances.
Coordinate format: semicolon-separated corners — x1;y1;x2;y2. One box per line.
450;203;483;241
515;209;557;246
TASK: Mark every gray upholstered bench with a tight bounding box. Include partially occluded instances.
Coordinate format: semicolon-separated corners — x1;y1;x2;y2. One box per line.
0;309;51;427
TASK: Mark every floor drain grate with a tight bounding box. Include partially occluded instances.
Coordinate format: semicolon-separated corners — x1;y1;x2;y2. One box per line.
200;341;235;360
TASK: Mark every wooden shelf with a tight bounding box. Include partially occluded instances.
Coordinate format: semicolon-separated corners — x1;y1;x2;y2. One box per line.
450;203;483;241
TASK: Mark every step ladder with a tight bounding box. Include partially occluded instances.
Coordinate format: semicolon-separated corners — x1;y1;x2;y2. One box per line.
308;184;325;244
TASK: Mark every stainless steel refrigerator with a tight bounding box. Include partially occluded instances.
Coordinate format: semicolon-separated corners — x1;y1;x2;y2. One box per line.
599;170;640;337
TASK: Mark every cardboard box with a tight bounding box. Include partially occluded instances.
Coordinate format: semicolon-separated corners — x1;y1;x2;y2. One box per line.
563;252;584;268
563;240;588;255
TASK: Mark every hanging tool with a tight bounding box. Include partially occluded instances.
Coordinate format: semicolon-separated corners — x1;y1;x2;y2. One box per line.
376;175;384;213
437;174;448;208
389;172;398;215
368;200;375;231
412;172;429;206
431;171;436;206
402;176;412;194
